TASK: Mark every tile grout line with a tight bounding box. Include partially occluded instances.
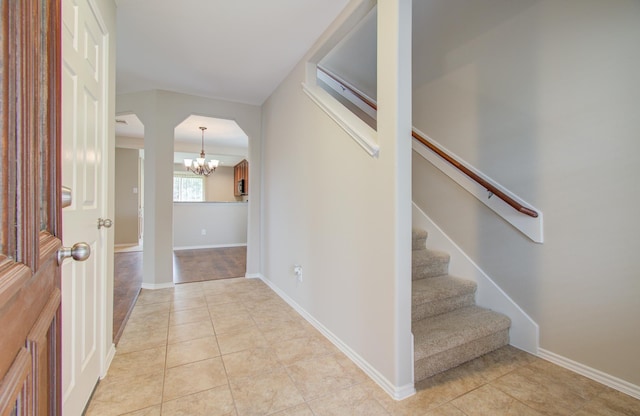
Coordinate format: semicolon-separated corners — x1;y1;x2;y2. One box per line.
157;298;172;415
220;285;323;414
99;277;640;415
487;360;587;416
206;290;241;416
484;366;533;415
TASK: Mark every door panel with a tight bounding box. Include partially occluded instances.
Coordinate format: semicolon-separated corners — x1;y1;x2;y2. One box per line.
0;1;62;415
27;288;61;416
0;348;32;415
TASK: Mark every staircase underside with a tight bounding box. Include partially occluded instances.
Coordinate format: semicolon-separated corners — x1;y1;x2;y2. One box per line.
412;228;511;381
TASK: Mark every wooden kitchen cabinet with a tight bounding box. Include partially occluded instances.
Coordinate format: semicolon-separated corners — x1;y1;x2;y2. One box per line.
234;159;249;196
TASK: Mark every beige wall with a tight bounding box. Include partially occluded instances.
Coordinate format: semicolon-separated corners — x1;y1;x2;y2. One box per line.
262;0;413;396
173;164;237;202
206;166;236;202
173;202;247;249
320;7;377;99
116;90;262;288
412;0;640;385
115;148;139;244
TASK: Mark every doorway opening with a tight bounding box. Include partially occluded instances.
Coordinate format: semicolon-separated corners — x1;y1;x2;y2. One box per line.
172;114;249;284
113;113;145;343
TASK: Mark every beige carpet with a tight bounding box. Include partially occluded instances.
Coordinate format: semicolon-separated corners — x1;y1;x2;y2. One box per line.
412;228;510;380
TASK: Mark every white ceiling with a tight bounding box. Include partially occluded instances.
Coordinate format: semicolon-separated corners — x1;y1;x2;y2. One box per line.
115;113;249;166
115;113;247;148
174;115;248;149
115;113;144;138
115;0;351;106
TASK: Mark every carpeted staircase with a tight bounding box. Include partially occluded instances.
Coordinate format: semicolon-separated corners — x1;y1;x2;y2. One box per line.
412;228;511;381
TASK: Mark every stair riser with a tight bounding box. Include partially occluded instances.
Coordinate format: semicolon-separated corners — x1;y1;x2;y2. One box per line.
412;230;428;250
411;227;512;383
412;237;427;251
412;262;449;280
415;330;509;381
412;293;475;322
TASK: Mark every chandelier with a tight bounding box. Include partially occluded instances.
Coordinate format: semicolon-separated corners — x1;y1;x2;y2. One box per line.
184;126;219;176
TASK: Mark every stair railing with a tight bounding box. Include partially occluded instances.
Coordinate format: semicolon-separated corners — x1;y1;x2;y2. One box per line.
316;65;539;219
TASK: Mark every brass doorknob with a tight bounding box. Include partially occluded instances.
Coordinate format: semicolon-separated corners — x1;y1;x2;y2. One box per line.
57;242;91;266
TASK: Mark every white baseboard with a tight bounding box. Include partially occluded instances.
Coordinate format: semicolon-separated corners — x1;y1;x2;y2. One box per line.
141;282;175;290
256;275;416;401
173;243;247;251
245;273;264;279
538;348;640;400
412;202;539;354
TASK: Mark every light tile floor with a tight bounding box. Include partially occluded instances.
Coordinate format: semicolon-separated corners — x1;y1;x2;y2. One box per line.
86;278;640;416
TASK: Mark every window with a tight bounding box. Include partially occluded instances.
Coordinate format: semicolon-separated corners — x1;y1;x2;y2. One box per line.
173;173;205;202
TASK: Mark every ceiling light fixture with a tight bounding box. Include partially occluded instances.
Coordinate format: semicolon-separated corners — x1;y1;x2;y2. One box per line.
184;126;219;176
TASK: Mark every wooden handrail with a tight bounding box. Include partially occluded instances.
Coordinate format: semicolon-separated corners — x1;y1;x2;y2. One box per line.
316;65;539;218
411;131;538;217
317;66;378;111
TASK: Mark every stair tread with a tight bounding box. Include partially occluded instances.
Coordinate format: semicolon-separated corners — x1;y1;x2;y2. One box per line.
413;306;511;361
410;228;511;380
412;275;476;306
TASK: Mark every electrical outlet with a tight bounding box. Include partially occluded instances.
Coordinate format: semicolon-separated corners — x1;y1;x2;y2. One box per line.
201;229;206;235
293;265;303;282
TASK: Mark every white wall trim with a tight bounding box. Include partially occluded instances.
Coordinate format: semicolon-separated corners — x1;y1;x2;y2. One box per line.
538;349;640;400
302;83;379;158
412;130;543;243
413;203;539;354
173;243;247;251
101;343;116;379
141;282;175;290
257;274;416;400
315;63;542;244
316;67;377;120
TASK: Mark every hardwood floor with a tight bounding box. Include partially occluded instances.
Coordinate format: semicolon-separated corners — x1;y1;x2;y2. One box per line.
113;246;247;344
173;246;247;284
113;252;143;345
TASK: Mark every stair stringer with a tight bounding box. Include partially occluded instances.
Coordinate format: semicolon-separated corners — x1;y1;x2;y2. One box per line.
412;202;539;354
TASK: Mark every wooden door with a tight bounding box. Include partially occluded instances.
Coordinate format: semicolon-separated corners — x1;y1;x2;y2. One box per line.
0;1;62;415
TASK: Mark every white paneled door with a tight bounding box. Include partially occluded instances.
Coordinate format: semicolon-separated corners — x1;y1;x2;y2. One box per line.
61;0;111;414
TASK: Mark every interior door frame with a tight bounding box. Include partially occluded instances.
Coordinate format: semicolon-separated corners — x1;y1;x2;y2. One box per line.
57;0;116;412
94;0;117;379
